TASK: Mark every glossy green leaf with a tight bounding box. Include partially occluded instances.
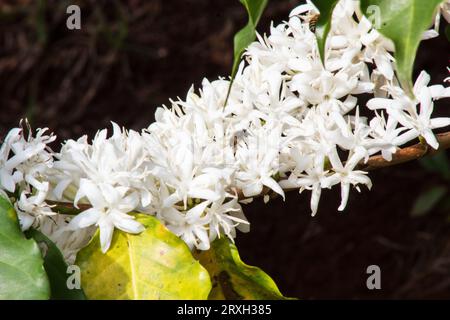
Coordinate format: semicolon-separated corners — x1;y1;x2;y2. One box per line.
0;196;50;299
75;214;211;300
226;0;268;104
195;237;290;300
26;228;86;300
232;0;268;78
411;185;448;217
311;0;340;65
360;0;444;96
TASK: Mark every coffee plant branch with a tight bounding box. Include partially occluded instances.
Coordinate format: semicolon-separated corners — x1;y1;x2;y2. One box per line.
45;131;450;212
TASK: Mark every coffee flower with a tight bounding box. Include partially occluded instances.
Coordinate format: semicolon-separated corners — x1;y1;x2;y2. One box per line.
68;179;144;252
1;0;449;261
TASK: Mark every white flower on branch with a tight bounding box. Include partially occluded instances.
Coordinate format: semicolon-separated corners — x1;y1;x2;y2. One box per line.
68;179;144;253
0;128;22;193
367;71;450;149
0;123;56;230
322;147;372;211
160;200;212;250
1;0;449;259
0;125;55;194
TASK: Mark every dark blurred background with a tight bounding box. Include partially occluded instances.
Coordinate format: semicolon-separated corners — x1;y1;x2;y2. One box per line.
1;0;450;299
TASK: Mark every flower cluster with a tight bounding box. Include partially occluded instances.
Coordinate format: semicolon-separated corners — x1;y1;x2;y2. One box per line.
1;0;449;261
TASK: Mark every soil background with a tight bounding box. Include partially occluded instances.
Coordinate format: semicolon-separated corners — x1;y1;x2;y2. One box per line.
1;0;450;299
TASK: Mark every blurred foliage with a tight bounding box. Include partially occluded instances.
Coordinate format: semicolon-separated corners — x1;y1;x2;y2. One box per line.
411;185;448;217
419;152;450;180
412;152;450;218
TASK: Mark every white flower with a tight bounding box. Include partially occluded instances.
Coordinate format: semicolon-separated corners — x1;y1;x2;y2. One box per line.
328;8;395;80
68;179;144;252
289;60;364;105
367;71;450;149
161;200;211;250
0;123;56;229
53;123;156;208
400;88;450;149
0;125;55;193
427;0;450;37
234;123;285;199
323;147;372;211
15;183;55;231
280;154;330;216
289;0;316;17
146;129;225;208
206;196;249;241
1;1;449;255
0;128;22;192
368;113;410;161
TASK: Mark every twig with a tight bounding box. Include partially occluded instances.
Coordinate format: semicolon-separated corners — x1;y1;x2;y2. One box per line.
358;132;450;171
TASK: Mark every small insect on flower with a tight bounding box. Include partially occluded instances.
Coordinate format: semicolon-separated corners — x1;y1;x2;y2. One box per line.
308;13;320;33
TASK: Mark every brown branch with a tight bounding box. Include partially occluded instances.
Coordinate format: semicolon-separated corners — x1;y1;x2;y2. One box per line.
48;131;450;211
358;132;450;171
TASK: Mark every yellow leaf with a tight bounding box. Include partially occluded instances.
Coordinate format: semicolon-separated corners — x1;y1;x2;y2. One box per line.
76;214;211;300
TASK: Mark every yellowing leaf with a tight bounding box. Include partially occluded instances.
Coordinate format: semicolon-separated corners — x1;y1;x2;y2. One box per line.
195;237;291;300
75;215;211;300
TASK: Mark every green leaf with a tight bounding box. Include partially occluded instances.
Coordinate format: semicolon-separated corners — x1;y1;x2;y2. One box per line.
0;196;50;299
232;0;268;78
26;228;86;300
226;0;268;104
411;185;448;217
419;152;450;180
75;214;211;300
311;0;340;65
360;0;444;96
195;237;291;300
